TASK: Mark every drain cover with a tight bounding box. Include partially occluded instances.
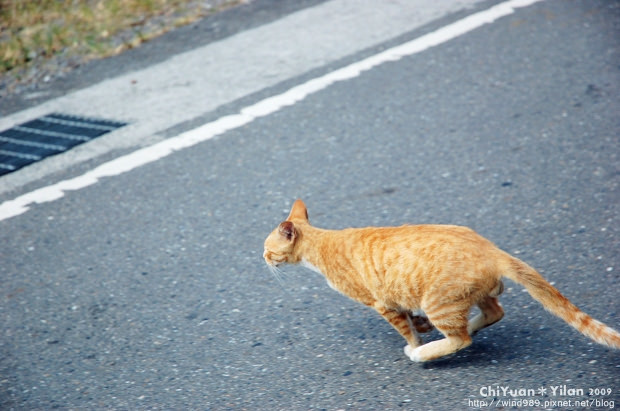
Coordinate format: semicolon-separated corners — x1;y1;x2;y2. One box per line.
0;113;126;176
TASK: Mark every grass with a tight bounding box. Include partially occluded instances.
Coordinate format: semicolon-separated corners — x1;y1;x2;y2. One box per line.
0;0;239;74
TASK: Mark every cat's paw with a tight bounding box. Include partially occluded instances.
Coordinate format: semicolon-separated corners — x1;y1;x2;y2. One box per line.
404;345;424;362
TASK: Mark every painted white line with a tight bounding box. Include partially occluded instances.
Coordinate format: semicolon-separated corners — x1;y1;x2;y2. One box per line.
0;0;543;222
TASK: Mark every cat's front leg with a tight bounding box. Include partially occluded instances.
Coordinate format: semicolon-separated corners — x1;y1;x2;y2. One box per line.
373;304;424;348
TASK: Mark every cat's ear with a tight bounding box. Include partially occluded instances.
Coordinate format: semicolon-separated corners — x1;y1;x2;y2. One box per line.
278;221;297;242
287;199;309;222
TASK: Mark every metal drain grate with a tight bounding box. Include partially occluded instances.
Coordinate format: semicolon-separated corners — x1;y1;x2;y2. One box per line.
0;113;127;176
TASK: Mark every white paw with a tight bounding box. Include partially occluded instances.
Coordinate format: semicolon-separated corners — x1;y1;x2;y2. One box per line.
404;345;424;362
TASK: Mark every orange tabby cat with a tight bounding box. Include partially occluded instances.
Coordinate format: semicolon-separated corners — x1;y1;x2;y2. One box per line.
263;199;620;362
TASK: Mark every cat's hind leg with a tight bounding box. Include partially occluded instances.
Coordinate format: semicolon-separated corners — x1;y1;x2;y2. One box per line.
467;296;504;335
405;305;472;362
405;331;472;362
408;313;434;334
467;281;505;335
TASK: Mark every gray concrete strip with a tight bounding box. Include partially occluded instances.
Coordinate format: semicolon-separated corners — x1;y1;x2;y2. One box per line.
0;0;486;195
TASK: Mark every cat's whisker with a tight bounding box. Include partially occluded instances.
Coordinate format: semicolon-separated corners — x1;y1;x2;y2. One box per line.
267;263;287;288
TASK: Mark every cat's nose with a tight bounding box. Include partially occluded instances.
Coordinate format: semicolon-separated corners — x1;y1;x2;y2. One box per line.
263;250;271;262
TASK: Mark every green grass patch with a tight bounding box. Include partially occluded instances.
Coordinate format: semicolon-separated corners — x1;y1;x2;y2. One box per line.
0;0;238;74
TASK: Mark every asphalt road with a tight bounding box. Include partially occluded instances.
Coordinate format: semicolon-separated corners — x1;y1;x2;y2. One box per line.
1;0;619;409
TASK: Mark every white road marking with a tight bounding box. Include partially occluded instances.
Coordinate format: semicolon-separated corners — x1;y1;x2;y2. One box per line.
0;0;542;222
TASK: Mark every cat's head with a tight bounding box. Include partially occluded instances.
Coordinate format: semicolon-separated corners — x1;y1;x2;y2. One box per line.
263;199;309;267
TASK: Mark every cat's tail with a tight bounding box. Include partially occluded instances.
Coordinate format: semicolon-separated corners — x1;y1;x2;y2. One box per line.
501;254;620;349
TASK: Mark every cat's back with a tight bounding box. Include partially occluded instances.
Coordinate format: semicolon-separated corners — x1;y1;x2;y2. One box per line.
341;223;496;255
349;223;481;240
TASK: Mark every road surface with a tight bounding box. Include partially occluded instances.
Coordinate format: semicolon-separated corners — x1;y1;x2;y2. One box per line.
1;0;618;409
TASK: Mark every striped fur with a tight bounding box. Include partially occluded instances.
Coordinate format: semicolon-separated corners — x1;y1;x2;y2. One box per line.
263;199;620;362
